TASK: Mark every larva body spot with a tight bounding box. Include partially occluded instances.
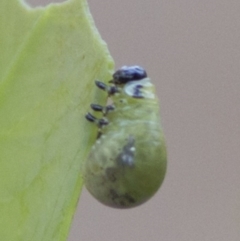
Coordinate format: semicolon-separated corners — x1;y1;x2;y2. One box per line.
116;135;135;167
84;66;167;209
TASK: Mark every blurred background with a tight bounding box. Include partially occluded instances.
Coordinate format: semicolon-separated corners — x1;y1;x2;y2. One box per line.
26;0;240;240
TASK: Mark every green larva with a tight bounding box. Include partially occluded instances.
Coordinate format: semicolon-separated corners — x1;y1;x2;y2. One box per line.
84;66;167;209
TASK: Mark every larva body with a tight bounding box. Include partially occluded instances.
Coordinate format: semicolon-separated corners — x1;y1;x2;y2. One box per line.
84;66;167;208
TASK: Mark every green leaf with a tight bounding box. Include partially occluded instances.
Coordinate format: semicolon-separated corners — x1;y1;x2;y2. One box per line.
0;0;114;240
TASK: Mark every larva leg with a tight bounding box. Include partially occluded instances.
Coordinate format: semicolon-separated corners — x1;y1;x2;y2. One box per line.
85;113;108;127
91;104;115;115
95;80;119;96
85;112;108;139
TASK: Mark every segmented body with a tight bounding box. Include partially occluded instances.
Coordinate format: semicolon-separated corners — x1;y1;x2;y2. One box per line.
84;66;167;208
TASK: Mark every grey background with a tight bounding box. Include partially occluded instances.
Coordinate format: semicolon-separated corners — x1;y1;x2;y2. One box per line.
27;0;240;240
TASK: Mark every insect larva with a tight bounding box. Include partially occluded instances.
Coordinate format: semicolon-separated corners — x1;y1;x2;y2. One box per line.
84;66;167;208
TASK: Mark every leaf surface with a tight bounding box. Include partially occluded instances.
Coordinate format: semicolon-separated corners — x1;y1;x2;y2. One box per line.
0;0;114;240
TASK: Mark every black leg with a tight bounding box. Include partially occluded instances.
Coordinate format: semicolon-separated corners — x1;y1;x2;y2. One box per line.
91;104;115;115
95;80;107;91
95;80;119;96
85;112;109;128
90;104;103;112
85;112;96;122
106;105;115;112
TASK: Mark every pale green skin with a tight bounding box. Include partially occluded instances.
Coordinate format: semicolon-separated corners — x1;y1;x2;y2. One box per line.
84;77;167;208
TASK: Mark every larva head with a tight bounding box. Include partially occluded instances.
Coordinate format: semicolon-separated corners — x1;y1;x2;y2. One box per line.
110;66;147;85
